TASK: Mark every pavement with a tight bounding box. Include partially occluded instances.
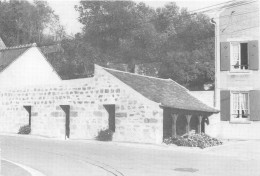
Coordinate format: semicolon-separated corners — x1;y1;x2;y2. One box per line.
0;133;260;176
1;160;31;176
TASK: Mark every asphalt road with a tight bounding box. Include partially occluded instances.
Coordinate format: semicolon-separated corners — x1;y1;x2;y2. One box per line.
0;135;259;176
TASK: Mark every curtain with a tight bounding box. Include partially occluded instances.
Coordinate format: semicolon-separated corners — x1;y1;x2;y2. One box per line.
232;93;239;115
232;43;240;69
240;93;248;117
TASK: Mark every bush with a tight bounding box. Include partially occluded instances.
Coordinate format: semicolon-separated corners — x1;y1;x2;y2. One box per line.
163;133;223;149
96;129;114;141
18;124;31;134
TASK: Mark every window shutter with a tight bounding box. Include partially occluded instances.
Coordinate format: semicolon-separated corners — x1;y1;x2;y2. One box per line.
220;90;230;121
249;90;260;121
220;42;230;71
248;40;259;70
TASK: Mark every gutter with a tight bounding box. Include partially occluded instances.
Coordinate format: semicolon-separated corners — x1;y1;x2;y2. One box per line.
210;18;218;108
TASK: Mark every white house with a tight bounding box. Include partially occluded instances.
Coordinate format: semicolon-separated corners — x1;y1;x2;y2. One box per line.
208;0;260;139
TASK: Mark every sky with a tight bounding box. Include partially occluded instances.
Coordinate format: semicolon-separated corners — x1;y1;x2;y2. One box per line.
46;0;228;35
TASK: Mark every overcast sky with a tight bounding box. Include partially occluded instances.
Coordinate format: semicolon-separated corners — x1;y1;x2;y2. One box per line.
46;0;227;35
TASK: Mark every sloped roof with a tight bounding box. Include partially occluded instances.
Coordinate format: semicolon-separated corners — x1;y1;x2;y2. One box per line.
0;44;35;72
104;68;218;113
0;43;92;80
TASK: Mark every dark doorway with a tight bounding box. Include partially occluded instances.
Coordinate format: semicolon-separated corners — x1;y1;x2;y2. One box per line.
104;104;115;132
23;106;31;126
176;115;187;136
163;108;172;139
60;105;70;139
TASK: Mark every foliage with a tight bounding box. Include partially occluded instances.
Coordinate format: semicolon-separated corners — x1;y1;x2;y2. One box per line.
96;129;114;141
76;1;215;90
18;124;31;135
0;0;65;46
0;0;215;90
163;133;223;149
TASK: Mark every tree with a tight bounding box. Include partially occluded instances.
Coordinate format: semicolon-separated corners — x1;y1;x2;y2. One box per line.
0;0;64;46
75;1;215;90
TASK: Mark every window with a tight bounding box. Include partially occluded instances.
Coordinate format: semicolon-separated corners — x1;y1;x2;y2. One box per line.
231;92;249;121
230;42;248;71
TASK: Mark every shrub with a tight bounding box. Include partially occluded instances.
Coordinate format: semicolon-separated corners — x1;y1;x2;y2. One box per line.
96;129;114;141
18;124;31;134
163;133;223;149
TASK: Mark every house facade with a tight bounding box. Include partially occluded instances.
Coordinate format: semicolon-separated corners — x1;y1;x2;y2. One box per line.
209;0;260;139
0;42;217;144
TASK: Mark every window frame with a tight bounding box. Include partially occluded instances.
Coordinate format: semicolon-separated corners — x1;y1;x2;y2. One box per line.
230;41;250;72
230;91;250;122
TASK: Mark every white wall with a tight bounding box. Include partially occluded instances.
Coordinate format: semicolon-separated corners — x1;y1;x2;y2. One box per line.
0;47;62;88
210;1;260;140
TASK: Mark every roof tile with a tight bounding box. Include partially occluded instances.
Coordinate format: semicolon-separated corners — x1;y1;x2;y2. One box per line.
105;68;218;113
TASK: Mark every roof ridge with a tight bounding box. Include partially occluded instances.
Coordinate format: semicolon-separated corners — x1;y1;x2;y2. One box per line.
0;43;37;51
168;79;189;91
103;66;171;82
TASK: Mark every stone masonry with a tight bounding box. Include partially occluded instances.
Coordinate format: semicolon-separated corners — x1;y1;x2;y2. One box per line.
0;65;163;144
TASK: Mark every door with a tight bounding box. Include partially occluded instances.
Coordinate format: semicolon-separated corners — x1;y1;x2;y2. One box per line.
60;105;70;139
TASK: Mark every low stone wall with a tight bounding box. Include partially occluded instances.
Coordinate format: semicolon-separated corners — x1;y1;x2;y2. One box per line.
0;67;163;144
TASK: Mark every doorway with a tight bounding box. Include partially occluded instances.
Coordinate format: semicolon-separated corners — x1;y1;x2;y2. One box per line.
60;105;70;139
104;104;115;132
23;106;32;127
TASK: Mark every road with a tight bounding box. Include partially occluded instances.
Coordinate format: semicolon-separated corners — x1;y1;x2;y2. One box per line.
0;135;259;176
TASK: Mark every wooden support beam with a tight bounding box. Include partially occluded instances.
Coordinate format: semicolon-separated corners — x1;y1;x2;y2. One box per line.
198;116;203;134
171;114;178;137
185;115;192;133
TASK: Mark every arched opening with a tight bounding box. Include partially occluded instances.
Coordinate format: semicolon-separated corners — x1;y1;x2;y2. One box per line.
201;117;208;133
190;115;199;133
163;108;172;139
176;115;187;136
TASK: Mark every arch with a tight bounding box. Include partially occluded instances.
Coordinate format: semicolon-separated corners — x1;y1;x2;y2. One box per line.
190;115;199;133
176;115;187;136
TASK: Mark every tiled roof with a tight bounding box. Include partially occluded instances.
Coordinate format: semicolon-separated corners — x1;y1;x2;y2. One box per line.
105;68;218;113
0;44;36;72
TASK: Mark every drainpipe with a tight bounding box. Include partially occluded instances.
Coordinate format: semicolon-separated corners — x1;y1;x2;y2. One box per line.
210;18;218;108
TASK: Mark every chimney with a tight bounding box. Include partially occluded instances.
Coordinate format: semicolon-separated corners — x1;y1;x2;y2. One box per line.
0;37;6;49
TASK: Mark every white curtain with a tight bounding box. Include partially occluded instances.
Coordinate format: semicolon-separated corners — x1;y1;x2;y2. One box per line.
232;43;240;68
240;93;248;116
232;93;239;114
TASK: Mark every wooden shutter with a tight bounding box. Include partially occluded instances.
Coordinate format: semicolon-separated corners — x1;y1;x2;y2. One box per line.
220;42;230;71
220;90;230;121
249;90;260;121
248;40;259;70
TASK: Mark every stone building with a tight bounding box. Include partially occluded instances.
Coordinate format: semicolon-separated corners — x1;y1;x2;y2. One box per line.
210;0;260;139
0;42;217;144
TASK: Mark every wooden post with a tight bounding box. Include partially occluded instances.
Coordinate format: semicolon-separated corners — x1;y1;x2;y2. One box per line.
171;114;178;137
186;115;192;133
198;116;203;134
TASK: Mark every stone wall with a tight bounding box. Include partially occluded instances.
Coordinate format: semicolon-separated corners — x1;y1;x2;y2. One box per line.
0;66;163;144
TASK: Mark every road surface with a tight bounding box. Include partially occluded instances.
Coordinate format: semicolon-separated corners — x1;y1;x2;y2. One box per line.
0;135;259;176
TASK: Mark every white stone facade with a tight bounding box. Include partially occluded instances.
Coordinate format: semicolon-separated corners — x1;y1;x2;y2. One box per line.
0;65;163;144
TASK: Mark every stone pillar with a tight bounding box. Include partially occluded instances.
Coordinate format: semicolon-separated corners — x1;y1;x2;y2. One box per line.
171;114;178;137
185;115;192;133
198;116;203;134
